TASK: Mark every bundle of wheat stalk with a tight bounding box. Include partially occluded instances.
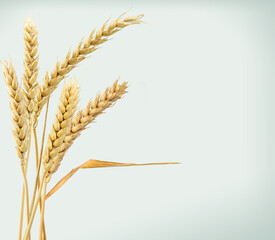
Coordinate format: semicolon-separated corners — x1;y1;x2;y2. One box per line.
1;12;179;240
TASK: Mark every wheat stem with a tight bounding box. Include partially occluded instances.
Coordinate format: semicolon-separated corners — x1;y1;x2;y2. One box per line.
2;62;31;239
33;127;41;215
21;165;31;240
30;99;49;214
32;128;42;210
33;127;47;239
39;182;47;240
39;100;49;240
33;128;39;167
20;166;30;227
24;128;32;175
23;173;45;240
18;187;25;240
18;124;32;240
39;99;50;174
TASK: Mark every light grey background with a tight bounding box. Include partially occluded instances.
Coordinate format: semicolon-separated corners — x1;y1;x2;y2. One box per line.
0;0;274;239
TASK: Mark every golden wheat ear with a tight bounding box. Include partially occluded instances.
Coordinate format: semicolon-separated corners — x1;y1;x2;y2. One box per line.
42;80;80;181
36;13;144;118
1;60;29;163
46;159;180;199
57;78;128;162
23;17;39;116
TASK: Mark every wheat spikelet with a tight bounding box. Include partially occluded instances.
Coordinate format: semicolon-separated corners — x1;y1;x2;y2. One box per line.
43;80;79;179
36;13;143;117
58;79;128;161
1;61;29;164
23;18;39;115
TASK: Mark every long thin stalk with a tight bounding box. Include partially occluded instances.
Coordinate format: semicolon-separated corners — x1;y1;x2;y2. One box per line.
20;166;31;240
19;126;32;240
18;187;25;240
32;129;41;206
30;99;49;213
33;128;41;203
23;173;46;240
39;182;47;240
39;99;50;175
33;128;39;168
20;167;30;226
24;125;32;175
33;127;47;239
39;100;49;240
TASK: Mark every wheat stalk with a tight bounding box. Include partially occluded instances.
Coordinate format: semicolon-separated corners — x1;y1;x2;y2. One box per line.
57;79;128;162
23;18;39;115
35;13;143;117
1;12;181;240
1;60;32;240
42;80;79;181
22;19;48;239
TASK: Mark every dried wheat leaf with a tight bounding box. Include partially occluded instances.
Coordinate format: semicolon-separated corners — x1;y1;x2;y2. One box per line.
80;159;180;168
45;159;180;200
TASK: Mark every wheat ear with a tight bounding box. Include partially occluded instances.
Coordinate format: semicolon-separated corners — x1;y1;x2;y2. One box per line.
42;80;79;180
23;18;39;115
57;79;128;162
36;13;143;117
2;61;29;163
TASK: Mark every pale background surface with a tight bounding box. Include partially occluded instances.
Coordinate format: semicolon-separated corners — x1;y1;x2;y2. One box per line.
0;0;274;239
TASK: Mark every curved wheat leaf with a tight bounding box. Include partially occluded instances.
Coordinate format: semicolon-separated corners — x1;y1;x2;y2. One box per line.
45;159;180;199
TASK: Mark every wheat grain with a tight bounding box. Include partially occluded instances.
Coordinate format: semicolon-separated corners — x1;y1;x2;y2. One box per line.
42;80;79;180
1;61;29;164
36;13;143;117
23;18;39;115
57;79;128;162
